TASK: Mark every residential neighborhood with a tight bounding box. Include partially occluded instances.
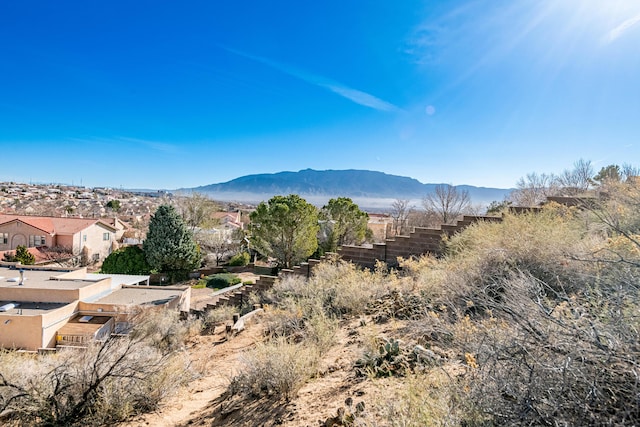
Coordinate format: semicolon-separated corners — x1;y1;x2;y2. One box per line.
0;182;167;225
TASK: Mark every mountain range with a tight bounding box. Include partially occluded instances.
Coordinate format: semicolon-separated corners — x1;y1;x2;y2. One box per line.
181;169;512;209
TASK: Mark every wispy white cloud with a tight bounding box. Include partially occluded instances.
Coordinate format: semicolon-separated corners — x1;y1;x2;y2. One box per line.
67;136;181;154
118;137;181;154
322;84;400;112
605;13;640;43
223;47;402;113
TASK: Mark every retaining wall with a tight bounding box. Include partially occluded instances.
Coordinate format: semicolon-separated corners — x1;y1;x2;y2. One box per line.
338;215;502;268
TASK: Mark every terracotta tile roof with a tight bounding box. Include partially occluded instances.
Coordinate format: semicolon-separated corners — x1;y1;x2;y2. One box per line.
101;217;131;229
0;216;55;234
0;214;115;235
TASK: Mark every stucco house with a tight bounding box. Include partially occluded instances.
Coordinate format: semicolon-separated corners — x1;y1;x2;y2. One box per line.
0;214;117;262
0;263;190;351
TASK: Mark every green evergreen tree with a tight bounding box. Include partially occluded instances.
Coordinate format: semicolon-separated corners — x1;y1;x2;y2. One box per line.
3;245;36;265
249;194;319;268
593;164;621;185
143;205;200;282
319;197;371;252
106;199;121;213
100;246;151;275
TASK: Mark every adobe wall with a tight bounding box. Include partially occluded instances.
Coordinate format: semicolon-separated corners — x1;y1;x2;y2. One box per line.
0;300;79;350
55;234;75;250
1;286;81;303
83;223;115;261
41;301;80;348
0;314;42;350
77;278;113;301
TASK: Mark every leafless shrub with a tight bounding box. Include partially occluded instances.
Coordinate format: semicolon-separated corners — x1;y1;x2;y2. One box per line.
454;271;640;426
0;310;193;426
130;308;197;353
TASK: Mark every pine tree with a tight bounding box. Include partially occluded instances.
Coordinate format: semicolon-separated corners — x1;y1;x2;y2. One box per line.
143;205;200;282
249;194;319;268
320;197;370;252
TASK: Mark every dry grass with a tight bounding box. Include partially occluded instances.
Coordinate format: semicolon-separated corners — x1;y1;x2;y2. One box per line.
231;337;320;402
202;305;237;333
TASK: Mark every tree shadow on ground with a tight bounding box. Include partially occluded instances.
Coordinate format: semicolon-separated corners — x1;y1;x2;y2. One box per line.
177;392;295;427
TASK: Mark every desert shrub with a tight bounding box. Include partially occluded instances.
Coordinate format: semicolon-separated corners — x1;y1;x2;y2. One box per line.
437;207;596;315
375;371;469;426
589;177;640;239
261;295;336;354
448;207;585;279
266;260;400;318
227;251;250;266
202;305;237;333
448;272;640;426
0;310;192;426
130;308;196;353
205;273;241;289
304;311;338;355
231;337;319;401
394;197;640;425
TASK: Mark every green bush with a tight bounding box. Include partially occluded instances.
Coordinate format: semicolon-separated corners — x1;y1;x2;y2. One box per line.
101;246;150;275
228;252;250;266
206;273;241;289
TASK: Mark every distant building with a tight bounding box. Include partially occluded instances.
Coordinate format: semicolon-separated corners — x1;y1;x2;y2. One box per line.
212;211;244;231
367;213;394;241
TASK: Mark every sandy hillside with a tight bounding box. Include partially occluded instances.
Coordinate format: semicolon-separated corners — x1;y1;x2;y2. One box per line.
124;312;418;427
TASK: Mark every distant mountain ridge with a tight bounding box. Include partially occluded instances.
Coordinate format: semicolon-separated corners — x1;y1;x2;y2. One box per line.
184;169;511;207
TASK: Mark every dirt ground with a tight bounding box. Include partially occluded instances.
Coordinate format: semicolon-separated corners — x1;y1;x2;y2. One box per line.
125;275;418;427
124;313;413;427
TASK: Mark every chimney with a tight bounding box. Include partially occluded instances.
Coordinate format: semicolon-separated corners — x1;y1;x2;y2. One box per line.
19;269;24;286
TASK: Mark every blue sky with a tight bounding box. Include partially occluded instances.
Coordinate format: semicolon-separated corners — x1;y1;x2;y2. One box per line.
1;1;639;189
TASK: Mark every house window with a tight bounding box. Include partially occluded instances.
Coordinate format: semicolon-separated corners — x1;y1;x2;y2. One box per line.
103;233;110;241
29;235;46;246
83;235;87;242
1;233;7;245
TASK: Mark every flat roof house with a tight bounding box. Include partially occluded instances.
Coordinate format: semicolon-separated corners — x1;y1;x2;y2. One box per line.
0;263;190;351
